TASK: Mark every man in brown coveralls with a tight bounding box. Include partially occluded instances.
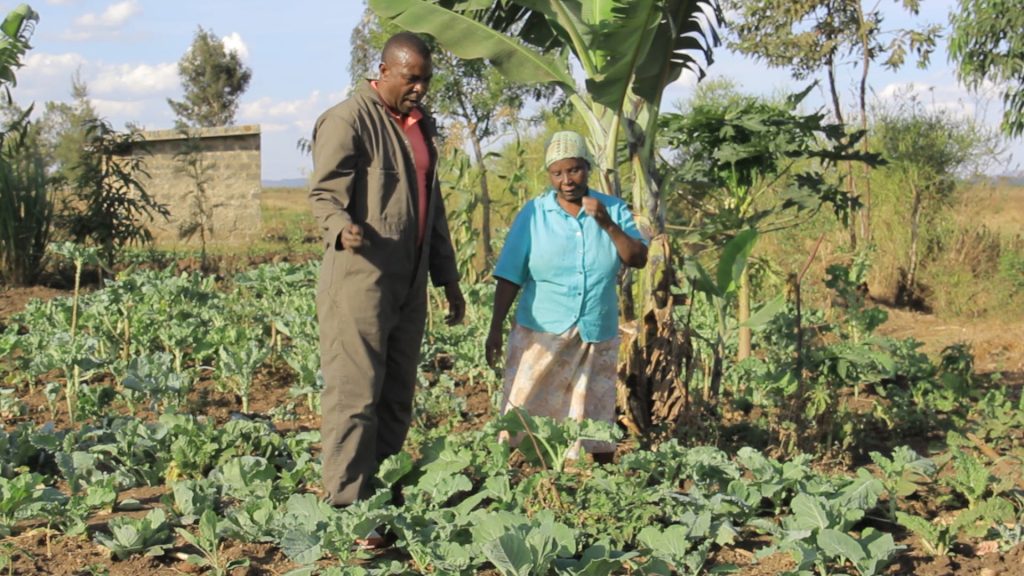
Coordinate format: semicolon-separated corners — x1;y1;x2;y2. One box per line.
309;32;464;512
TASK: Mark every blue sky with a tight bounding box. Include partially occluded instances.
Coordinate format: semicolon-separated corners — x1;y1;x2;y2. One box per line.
8;0;1020;182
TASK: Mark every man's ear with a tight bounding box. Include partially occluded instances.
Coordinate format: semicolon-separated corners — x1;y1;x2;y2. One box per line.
378;61;389;80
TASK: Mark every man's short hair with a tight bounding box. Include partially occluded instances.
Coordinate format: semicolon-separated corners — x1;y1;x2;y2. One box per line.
382;32;431;64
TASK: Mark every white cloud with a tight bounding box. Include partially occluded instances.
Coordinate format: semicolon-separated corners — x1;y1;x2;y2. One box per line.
64;0;140;40
22;52;87;79
874;81;983;120
74;0;139;27
91;98;144;119
239;90;338;127
221;33;249;60
258;123;292;134
90;62;178;97
20;54;176;99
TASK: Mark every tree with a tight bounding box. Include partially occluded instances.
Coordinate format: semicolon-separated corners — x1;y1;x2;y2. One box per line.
167;26;252;127
62;119;170;266
0;4;50;286
661;82;875;394
349;6;552;266
175;128;216;269
721;0;941;245
367;0;723;436
36;72;99;185
949;0;1024;138
872;94;1001;305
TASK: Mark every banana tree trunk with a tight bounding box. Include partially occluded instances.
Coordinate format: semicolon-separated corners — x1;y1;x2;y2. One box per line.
738;266;751;361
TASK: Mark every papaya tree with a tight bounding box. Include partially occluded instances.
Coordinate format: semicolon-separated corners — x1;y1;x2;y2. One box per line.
661;82;878;398
366;0;724;436
721;0;941;247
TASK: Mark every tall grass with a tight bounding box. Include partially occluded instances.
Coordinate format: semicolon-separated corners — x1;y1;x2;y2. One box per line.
0;121;52;285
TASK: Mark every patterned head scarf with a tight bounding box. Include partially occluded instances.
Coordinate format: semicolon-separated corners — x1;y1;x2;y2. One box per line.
545;130;592;168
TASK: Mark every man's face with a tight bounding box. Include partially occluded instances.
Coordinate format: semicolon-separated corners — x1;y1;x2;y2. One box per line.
378;49;432;115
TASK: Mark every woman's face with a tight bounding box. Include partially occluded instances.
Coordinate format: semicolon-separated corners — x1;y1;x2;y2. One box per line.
547;157;589;203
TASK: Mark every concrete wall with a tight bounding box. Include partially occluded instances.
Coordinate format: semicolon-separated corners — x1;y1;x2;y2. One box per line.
134;124;261;245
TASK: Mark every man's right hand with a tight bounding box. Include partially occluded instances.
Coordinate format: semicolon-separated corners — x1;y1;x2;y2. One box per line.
339;223;364;250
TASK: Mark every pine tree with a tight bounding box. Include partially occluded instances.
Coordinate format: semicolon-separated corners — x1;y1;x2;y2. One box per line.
167;26;252;127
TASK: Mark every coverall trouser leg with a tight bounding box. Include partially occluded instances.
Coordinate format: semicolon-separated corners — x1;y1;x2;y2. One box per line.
318;276;426;507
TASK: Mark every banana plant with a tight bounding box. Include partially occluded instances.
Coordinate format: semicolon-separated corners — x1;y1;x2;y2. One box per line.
368;0;723;435
367;0;722;232
0;4;38;106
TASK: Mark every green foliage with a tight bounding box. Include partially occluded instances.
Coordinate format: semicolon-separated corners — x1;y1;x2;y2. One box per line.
35;74;99;187
897;497;1013;557
721;0;939;126
60;477;117;536
949;0;1024;136
165;478;219;526
815;527;903;576
0;473;65;537
168;26;252;127
662;84;873;235
498;409;621;473
174;128;216;264
61;119;170;265
214;325;270;413
94;508;174;560
0;4;37;104
869;446;935;520
121;352;191;414
176;510;251;576
0;257;1013;573
942;449;994;509
0;5;49;286
824;257;887;342
869;94;1003;301
0;111;51;285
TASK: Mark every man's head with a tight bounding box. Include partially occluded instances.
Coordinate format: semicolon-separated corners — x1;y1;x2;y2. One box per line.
377;32;433;116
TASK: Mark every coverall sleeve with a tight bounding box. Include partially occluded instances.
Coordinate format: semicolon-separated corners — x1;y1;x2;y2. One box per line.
308;113;358;251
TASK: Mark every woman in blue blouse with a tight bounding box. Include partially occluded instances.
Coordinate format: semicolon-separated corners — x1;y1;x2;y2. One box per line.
485;130;648;464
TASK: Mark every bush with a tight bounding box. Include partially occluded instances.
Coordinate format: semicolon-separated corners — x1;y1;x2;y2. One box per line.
0;114;52;285
60;118;169;267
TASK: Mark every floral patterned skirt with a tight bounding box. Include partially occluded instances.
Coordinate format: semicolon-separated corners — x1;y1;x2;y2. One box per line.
500;324;620;457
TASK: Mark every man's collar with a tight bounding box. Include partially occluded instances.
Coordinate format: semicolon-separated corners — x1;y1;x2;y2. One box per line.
369;79;423;123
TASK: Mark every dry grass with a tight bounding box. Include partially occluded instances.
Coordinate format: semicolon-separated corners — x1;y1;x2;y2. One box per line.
148;186;318;258
957;179;1024;239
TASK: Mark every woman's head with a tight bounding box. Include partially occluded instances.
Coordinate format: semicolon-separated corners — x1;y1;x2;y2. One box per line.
545;131;592;169
545;131;591;202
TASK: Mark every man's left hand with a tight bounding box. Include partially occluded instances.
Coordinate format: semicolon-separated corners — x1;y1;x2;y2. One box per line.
443;283;466;326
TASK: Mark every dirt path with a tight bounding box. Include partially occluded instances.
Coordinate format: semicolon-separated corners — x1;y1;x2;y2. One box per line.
0;285;71;324
875;304;1024;374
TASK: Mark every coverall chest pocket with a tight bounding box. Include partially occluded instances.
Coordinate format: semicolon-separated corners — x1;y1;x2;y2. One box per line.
365;167;408;239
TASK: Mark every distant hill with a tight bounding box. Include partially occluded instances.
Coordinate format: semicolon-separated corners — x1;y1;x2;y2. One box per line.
262;178;307;189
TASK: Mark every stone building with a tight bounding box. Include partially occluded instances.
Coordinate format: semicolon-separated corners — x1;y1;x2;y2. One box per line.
133;124;262;246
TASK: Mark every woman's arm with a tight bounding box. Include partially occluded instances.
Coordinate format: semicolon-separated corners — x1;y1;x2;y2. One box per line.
582;196;648;268
485;277;521;368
